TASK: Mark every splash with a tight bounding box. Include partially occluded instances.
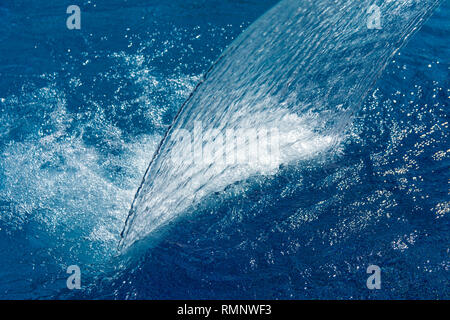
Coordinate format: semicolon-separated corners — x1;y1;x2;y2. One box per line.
119;0;441;250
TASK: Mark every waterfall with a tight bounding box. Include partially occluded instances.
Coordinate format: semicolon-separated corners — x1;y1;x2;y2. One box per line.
119;0;440;251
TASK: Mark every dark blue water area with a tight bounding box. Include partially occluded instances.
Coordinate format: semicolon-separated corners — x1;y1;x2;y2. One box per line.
0;0;448;299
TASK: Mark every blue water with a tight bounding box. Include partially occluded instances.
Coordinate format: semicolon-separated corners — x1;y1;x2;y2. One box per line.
0;0;448;299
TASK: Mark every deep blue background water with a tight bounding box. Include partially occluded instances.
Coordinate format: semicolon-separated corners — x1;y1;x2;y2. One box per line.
0;0;448;299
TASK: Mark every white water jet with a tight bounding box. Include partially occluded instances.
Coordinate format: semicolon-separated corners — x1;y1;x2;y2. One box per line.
119;0;440;250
